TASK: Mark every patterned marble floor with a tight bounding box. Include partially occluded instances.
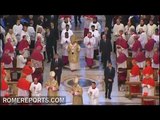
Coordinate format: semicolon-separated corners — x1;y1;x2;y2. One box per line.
40;17;145;105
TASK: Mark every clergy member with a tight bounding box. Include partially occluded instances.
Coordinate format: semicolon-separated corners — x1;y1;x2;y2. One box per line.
88;82;99;105
71;77;83;105
30;77;42;97
17;73;31;97
129;59;141;93
45;71;59;98
61;32;71;65
152;48;159;69
68;34;80;71
142;74;155;105
83;32;96;68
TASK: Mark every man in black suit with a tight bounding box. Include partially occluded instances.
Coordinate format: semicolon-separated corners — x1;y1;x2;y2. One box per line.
100;33;112;68
50;54;63;86
104;62;115;99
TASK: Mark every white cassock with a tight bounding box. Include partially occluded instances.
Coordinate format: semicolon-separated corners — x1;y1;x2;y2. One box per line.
136;24;147;34
146;24;157;37
138;32;147;49
20;30;31;44
16;55;27;68
96;15;106;32
128;34;137;49
26;67;35;83
112;23;125;37
12;24;23;42
152;34;159;48
28;26;36;41
61;21;72;31
89;22;101;33
83;36;96;59
88;87;99;105
89;30;100;50
124;25;135;40
142;84;154;96
0;25;6;37
61;37;71;56
5;33;17;46
61;29;73;39
29;82;42;97
35;25;45;39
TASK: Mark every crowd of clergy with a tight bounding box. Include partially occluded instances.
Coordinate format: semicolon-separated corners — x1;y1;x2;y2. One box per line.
0;15;159;105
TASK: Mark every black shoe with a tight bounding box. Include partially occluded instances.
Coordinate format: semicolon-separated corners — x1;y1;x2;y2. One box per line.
105;96;107;98
108;97;111;99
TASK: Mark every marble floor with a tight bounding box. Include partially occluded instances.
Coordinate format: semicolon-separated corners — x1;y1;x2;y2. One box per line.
40;17;145;105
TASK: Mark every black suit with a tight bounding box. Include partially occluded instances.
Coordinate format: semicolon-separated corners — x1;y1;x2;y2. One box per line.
104;66;115;98
100;39;112;67
46;32;54;61
50;58;63;86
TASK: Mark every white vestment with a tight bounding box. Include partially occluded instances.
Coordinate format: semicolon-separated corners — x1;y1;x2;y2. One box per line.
84;36;96;58
112;23;125;36
5;33;17;46
124;25;135;40
16;55;27;68
29;82;42;97
138;32;147;49
136;24;147;33
89;30;100;50
88;87;99;105
61;37;71;56
61;29;73;39
26;67;35;83
142;85;154;96
152;34;159;48
89;22;101;33
146;24;157;37
61;21;72;31
13;24;23;42
128;34;137;48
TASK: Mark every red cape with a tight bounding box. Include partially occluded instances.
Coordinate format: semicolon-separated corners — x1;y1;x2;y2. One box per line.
116;37;128;49
1;53;12;64
153;52;159;64
117;52;127;63
1;79;8;90
35;40;43;51
143;66;154;75
22;65;33;75
145;39;155;51
4;42;14;53
17;78;31;90
132;40;142;52
142;77;155;87
31;49;44;61
134;51;145;62
130;64;140;76
17;39;29;51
